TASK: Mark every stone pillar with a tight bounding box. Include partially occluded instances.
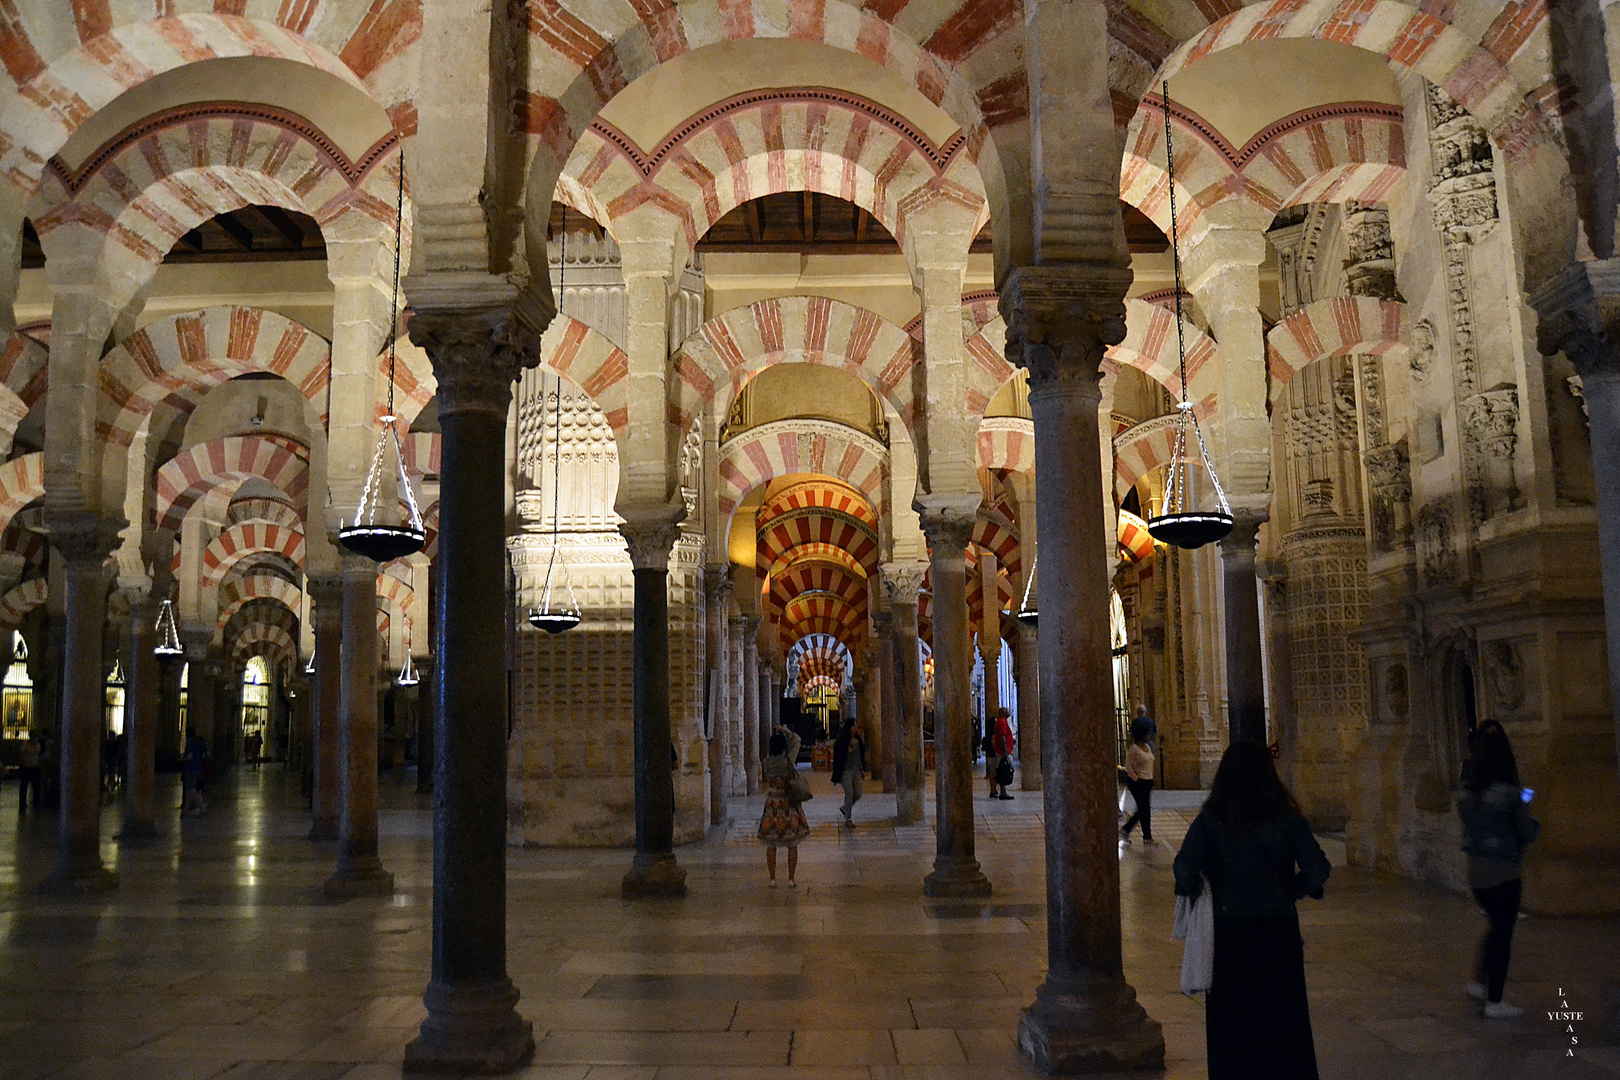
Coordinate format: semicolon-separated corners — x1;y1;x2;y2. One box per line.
730;614;756;795
40;516;120;892
919;506;991;897
1219;510;1268;744
978;550;1002;728
881;566;926;823
703;567;731;824
307;572;342;840
618;513;687;897
120;588;161;840
324;550;393;897
741;615;761;778
1016;622;1042;790
184;642;217;759
758;653;773;763
858;642;883;779
875;610;899;792
1002;266;1163;1071
402;301;535;1072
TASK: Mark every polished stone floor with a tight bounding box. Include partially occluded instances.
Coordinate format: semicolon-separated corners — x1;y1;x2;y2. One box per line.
0;765;1615;1080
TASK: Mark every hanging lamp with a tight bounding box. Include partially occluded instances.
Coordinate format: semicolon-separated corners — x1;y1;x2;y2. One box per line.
1017;554;1038;629
338;158;427;563
303;653;315;675
153;598;184;656
1145;80;1235;551
528;230;583;634
397;646;420;687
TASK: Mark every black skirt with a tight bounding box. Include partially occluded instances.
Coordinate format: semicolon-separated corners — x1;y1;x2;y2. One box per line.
1206;911;1319;1080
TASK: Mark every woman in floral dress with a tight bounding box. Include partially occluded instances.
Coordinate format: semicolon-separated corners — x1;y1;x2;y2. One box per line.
758;725;810;886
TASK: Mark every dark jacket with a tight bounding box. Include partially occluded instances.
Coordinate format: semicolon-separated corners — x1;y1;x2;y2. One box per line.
831;731;864;783
1457;782;1540;868
1173;810;1330;919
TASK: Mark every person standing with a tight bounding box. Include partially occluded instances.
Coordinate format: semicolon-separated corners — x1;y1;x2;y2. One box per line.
757;726;809;886
1120;731;1155;845
1457;720;1540;1018
1131;704;1157;748
16;733;40;812
990;707;1015;800
1173;741;1331;1080
180;727;208;816
830;718;866;827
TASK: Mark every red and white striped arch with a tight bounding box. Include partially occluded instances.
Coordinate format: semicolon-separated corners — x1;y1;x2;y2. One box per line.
718;422;888;528
1109;297;1221;401
1267;297;1406;385
0;453;44;537
780;591;864;647
977;417;1034;476
218;574;303;632
375;571;416;620
0;577;46;632
0;8;416;198
1115;415;1183;501
757;511;880;581
537;316;630;437
756;477;879;534
100;307;331;449
154;436;309;534
773;542;869;583
228;496;303;530
674;296;920;433
228;621;297;675
200;523;307;589
770;563;868;614
0;332;48;411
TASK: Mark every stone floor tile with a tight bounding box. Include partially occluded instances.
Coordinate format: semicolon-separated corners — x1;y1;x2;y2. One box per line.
534;1030;791;1067
889;1029;966;1066
733;1000;914;1031
789;1028;898;1065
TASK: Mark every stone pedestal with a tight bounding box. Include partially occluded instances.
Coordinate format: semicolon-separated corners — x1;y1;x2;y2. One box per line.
882;566;926;824
40;515;122;893
307;572;342;840
620;514;688;899
1219;509;1268;744
325;550;393;898
403;299;535;1073
119;590;161;841
1003;266;1164;1073
920;508;991;898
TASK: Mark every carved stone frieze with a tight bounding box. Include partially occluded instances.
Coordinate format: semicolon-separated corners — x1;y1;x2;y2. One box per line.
1483;639;1524;712
1460;386;1519;460
1409;318;1436;382
1343;201;1397;299
1414;499;1455;583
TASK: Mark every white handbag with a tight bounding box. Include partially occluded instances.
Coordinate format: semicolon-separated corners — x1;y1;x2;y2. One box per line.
1172;874;1214;997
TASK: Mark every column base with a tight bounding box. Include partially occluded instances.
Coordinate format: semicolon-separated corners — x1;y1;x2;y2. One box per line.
307;819;339;841
895;791;924;827
923;856;992;897
1017;978;1165;1074
621;851;687;898
38;859;119;895
324;859;395;899
404;978;534;1075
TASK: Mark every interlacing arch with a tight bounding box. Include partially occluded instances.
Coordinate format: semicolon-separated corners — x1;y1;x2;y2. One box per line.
977;417;1034;476
674;296;920;433
718;422;888;526
1115;414;1183;501
560;88;989;263
0;454;44;536
154;436;310;534
0;8;418;198
533;316;630;438
0;577;46;631
199;523;308;589
1266;296;1407;385
0;332;48;412
228;496;303;531
100;307;332;451
218;574;303;633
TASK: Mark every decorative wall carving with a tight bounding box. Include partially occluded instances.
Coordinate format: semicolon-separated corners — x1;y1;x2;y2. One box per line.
1364;440;1411;552
1343;201;1397;299
1483;639;1524;713
1414;499;1455;582
1409;319;1436;381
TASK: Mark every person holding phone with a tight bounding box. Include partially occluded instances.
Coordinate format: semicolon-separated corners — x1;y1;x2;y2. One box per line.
1457;720;1540;1018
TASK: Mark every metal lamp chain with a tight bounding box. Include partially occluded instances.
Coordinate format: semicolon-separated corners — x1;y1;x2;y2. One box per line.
541;231;565;611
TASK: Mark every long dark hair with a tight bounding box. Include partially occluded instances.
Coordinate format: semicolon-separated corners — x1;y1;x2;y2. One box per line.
1463;720;1520;792
769;732;787;757
1202;740;1300;825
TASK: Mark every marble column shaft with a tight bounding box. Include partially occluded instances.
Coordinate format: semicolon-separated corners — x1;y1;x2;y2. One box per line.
703;567;731;824
308;573;343;840
620;517;687;898
731;616;757;796
1219;510;1268;744
121;592;161;839
875;611;899;793
1003;266;1162;1071
326;551;392;897
743;625;760;771
42;519;120;892
404;303;533;1072
882;569;926;824
1016;623;1042;790
919;512;990;897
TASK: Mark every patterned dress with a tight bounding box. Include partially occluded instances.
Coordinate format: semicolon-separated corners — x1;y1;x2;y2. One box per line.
757;751;811;848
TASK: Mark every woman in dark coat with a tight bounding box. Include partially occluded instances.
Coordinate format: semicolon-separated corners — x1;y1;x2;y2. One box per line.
1173;740;1331;1080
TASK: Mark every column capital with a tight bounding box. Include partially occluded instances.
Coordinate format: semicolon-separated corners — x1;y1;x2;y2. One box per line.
1528;259;1620;379
407;290;539;418
880;561;927;604
339;547;378;577
45;511;123;567
917;499;977;554
1000;264;1131;390
619;505;685;571
1216;507;1268;555
307;571;344;611
703;564;734;605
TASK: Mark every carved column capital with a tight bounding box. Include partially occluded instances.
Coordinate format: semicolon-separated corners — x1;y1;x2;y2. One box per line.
307;572;344;621
999;264;1131;391
408;307;536;417
1216;508;1268;556
1529;260;1620;379
619;507;684;571
918;503;977;555
879;562;927;605
703;565;734;606
46;511;123;568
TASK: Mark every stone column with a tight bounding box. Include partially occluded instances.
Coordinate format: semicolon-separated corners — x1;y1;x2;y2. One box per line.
703;567;731;824
1219;510;1268;744
978;550;1002;729
1016;622;1042;790
619;513;688;898
881;566;926;823
307;572;343;840
325;550;393;898
858;642;884;779
918;506;991;897
742;617;761;770
1002;267;1163;1071
403;301;535;1072
874;610;899;792
40;515;120;892
184;642;217;759
120;587;161;840
757;653;773;762
730;614;756;795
